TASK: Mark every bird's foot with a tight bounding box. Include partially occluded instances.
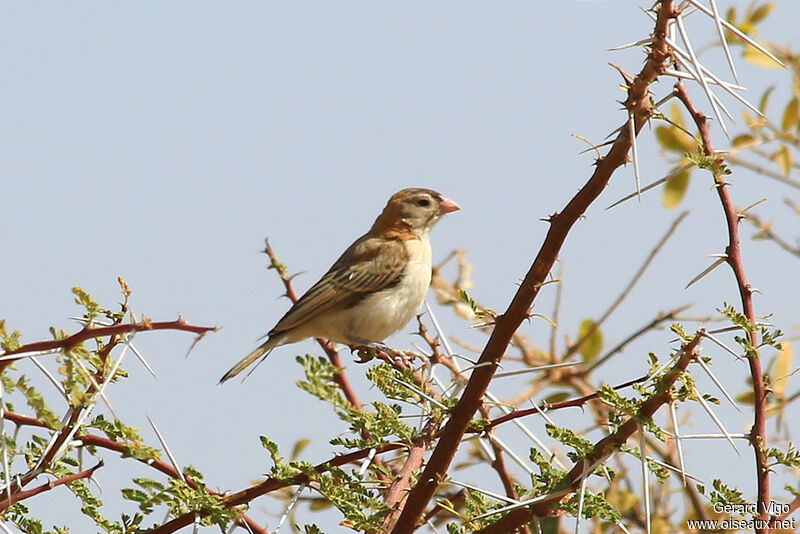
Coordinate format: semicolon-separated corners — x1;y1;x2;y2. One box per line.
350;342;394;363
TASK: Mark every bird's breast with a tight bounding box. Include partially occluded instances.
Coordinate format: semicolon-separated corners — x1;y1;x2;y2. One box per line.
341;237;432;343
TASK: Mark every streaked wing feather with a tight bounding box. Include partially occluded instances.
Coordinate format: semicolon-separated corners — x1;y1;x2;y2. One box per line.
268;236;407;335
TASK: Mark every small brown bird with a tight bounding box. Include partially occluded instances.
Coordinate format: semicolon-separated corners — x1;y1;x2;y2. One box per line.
220;188;460;383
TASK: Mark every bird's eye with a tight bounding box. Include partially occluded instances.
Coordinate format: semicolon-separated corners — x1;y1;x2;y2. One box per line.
416;198;431;207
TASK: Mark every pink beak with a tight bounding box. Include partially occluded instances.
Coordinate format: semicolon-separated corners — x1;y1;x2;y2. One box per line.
438;196;460;215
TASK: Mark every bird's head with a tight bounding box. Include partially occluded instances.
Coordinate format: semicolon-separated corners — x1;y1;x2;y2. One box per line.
371;188;460;238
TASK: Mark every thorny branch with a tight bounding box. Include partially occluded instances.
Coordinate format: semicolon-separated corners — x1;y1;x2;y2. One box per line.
674;80;771;531
475;334;702;533
390;2;676;531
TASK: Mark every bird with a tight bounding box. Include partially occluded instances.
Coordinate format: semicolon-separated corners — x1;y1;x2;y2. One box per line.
219;187;460;383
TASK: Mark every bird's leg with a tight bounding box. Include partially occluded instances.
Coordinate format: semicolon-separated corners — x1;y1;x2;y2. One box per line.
348;340;395;363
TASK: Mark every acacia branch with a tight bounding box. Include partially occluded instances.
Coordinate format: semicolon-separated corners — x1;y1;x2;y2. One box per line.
0;319;217;363
483;374;650;431
476;334;702;533
150;442;406;534
674;80;771;530
0;460;103;509
389;3;676;531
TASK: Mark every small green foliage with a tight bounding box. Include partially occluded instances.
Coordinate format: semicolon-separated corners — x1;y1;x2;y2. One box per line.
122;476;238;529
268;256;289;277
296;355;352;416
765;442;800;469
461;488;503;530
0;319;22;352
72;286;103;322
620;445;670;482
313;466;390;531
577;319;603;362
529;448;567;493
457;289;496;319
71;285;127;325
561;489;621;524
720;302;757;334
89;415;161;462
669;323;693;342
15;375;61;428
367;363;423;405
545;423;593;463
709;479;744;507
597;385;639;416
303;525;324;534
260;435;300;480
5;503;44;534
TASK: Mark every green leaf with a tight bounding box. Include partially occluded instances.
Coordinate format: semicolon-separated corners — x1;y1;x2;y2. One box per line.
655;125;691;154
662;168;691;210
759;86;775;113
772;343;793;399
782;97;799;131
731;134;755;149
577;319;603;362
743;44;782;69
774;144;792;176
748;2;776;24
291;438;311;460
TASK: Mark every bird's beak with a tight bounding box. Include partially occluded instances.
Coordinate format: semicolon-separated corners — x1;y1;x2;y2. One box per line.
438;196;460;215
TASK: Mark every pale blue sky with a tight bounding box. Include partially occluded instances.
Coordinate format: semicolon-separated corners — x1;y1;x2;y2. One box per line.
2;2;799;532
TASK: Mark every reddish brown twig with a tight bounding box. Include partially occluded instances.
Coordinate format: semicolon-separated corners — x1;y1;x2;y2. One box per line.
149;441;406;534
674;80;771;531
389;3;676;531
0;319;217;363
0;460;104;509
476;334;702;532
483;374;650;431
379;423;437;532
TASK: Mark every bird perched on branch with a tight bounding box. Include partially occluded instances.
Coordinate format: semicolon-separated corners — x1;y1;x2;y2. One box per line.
220;188;460;383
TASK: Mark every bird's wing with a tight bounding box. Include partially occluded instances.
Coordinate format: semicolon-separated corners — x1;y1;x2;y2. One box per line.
268;235;408;336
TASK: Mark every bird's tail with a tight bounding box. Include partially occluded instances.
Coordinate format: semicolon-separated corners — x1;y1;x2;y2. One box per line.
219;340;275;384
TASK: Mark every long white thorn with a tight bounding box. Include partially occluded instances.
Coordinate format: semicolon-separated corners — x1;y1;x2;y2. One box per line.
73;356;119;420
493;361;581;378
646;455;703;483
147;415;184;482
693;387;740;455
424;300;456;358
686;256;728;289
675;15;729;137
450;479;520;505
485;433;535;475
276;482;306;533
663;69;746;91
358;448;377;478
694;356;741;412
0;382;11;503
37;336;135;471
669;40;761;118
575;460;589;534
669;402;687;487
469;488;571;522
629;111;641;199
708;0;738;83
609;37;654;51
607;162;697;210
669;432;749;440
683;0;785;67
638;425;652;534
702;331;745;361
